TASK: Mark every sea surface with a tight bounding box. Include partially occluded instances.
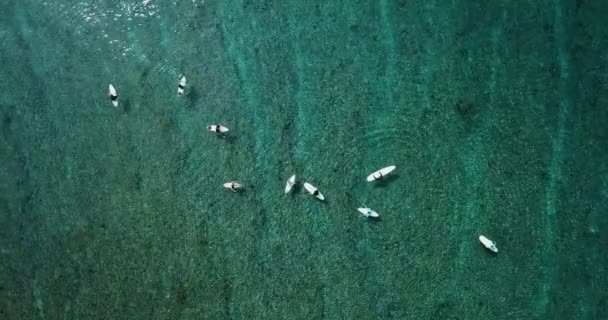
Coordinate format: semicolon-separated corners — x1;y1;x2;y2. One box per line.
1;0;607;319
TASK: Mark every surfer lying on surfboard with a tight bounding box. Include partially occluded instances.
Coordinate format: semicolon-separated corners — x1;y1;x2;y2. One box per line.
208;124;229;134
367;165;396;182
357;206;379;218
177;76;186;95
285;175;296;194
223;181;241;192
108;84;118;107
479;235;498;253
304;182;325;200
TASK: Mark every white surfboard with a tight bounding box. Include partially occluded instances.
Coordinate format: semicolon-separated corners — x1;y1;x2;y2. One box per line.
177;76;186;95
479;235;498;253
207;124;229;133
366;165;396;182
303;182;324;200
108;84;118;107
223;181;241;192
357;207;379;218
285;174;296;194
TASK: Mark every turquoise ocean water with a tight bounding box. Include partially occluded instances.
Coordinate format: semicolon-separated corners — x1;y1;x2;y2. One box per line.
1;0;607;319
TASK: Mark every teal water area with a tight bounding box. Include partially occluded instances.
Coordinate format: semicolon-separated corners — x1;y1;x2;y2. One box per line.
1;0;607;319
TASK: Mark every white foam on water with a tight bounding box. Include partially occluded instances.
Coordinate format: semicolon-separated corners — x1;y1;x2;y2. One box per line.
537;0;572;317
65;0;161;58
0;28;9;45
